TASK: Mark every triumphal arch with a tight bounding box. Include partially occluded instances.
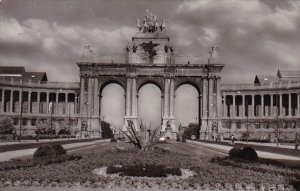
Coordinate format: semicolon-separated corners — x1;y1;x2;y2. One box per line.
78;11;224;139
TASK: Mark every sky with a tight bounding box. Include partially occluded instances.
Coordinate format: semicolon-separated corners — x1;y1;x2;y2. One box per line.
0;0;299;128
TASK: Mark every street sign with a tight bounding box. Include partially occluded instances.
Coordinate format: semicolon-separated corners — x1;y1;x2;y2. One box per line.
191;135;196;140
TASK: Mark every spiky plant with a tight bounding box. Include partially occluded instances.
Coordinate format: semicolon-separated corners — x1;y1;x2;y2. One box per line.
121;120;161;151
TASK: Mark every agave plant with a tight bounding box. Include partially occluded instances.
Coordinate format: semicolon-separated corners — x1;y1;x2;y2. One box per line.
121;120;161;151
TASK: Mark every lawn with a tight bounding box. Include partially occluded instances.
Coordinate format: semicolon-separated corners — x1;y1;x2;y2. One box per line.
0;143;299;190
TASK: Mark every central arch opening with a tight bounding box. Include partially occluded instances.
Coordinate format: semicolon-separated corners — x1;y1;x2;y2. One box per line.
138;84;162;130
175;84;199;136
100;83;125;131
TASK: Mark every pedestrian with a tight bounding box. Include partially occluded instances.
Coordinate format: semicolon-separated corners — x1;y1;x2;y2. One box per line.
231;134;235;145
295;133;299;150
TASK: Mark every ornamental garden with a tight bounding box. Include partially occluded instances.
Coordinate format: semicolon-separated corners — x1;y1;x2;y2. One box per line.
0;121;300;190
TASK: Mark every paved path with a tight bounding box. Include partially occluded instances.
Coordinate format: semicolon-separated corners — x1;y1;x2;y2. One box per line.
223;140;296;149
187;140;300;160
0;139;110;162
0;137;101;146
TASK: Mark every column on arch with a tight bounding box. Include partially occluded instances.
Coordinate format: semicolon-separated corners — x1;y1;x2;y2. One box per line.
131;77;137;117
208;78;213;117
169;79;175;117
163;78;169;118
202;78;208;118
125;77;132;117
93;78;99;117
216;77;222;117
87;77;93;116
79;76;85;116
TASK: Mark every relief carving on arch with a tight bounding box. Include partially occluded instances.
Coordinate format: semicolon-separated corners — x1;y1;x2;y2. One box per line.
174;77;203;93
137;76;164;93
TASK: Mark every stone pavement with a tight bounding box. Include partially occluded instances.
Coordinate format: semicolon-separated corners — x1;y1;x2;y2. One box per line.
223;140;296;149
0;139;110;162
0;137;100;146
186;140;300;161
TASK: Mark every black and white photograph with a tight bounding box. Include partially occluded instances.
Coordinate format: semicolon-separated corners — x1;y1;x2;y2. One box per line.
0;0;300;190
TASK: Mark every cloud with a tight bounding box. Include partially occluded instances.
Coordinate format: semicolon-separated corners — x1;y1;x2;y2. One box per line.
0;15;135;82
172;0;300;83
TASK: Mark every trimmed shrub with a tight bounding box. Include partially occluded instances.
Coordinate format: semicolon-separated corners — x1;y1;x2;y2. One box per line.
228;147;258;161
240;147;258;161
33;145;56;158
33;144;66;159
51;144;67;155
181;138;186;143
110;138;117;142
229;147;242;158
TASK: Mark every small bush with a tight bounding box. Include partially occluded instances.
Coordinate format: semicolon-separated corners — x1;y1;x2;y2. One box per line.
51;144;67;155
33;144;66;159
33;145;56;158
229;147;242;158
240;147;258;161
181;138;186;143
228;147;258;161
110;138;117;142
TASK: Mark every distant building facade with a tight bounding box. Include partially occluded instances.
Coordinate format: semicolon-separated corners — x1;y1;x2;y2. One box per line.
0;11;299;140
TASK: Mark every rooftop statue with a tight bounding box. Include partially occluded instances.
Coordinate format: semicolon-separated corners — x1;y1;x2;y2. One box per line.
136;9;166;33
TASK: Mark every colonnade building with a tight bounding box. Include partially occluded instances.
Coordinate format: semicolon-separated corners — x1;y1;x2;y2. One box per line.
0;11;299;140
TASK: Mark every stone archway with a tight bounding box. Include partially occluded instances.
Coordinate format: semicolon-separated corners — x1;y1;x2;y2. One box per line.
76;11;224;138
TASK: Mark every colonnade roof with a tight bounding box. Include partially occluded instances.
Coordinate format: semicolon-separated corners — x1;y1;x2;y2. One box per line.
0;66;48;82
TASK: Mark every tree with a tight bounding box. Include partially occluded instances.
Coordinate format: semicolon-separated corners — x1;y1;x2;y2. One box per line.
0;116;14;134
101;121;113;138
58;119;70;135
183;123;198;140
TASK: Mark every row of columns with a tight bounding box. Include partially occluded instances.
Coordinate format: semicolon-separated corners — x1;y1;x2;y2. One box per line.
224;93;300;117
0;88;78;115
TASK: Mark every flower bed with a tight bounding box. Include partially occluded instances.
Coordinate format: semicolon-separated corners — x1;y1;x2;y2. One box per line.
0;145;299;190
